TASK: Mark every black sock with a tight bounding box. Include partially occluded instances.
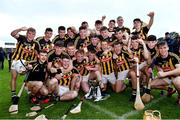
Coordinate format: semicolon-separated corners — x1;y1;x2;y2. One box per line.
11;90;16;97
132;89;137;96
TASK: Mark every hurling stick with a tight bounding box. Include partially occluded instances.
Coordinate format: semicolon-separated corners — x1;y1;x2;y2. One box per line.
70;96;84;114
60;104;76;120
134;61;145;110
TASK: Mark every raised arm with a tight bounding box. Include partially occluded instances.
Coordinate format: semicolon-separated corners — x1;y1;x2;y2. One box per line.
147;12;154;29
11;27;28;39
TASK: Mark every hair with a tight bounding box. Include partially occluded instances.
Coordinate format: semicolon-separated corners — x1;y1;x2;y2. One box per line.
67;42;75;47
165;32;169;35
109;19;115;23
90;34;100;39
147;35;157;41
131;34;139;40
157;40;168;48
38;49;48;54
88;49;96;54
58;26;66;31
133;18;142;23
75;49;84;55
95;20;102;25
79;26;86;31
100;26;108;32
81;21;88;26
113;41;122;47
62;54;71;60
45;28;53;33
27;27;36;33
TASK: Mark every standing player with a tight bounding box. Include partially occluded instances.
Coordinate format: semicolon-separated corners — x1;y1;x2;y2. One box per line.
36;28;53;53
132;12;154;41
10;27;39;104
52;26;67;45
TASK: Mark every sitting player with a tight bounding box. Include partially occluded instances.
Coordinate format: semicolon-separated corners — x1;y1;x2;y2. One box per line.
56;55;80;101
150;40;180;103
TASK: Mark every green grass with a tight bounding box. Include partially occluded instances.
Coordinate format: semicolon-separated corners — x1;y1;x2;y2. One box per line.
0;60;180;119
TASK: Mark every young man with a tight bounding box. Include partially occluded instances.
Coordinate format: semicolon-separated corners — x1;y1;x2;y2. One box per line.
66;42;77;60
108;19;116;35
150;40;180;103
99;26;113;45
128;35;149;101
80;49;102;93
36;28;53;53
116;16;130;35
92;20;103;35
26;50;49;103
52;26;67;45
73;50;88;89
132;12;154;41
74;26;90;50
10;27;39;103
87;34;101;53
64;27;77;47
96;40;116;92
113;42;133;93
57;55;80;101
48;41;70;74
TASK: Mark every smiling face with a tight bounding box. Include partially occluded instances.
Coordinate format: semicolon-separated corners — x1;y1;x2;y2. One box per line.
147;41;157;49
44;31;53;40
38;52;47;63
62;58;70;69
158;44;169;58
131;39;139;50
26;31;36;41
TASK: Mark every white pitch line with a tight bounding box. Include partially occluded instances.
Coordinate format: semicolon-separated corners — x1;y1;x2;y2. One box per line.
118;96;165;120
84;100;119;119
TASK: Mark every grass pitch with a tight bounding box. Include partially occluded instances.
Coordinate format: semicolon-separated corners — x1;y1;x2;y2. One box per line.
0;60;180;119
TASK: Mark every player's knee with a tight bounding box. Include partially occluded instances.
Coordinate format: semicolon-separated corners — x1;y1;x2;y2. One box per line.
36;81;43;89
173;77;180;86
40;87;48;96
72;91;78;99
128;70;136;77
49;78;58;86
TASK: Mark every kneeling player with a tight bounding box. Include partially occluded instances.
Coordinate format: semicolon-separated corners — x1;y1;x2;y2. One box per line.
26;50;49;103
57;55;80;101
113;42;133;93
150;40;180;104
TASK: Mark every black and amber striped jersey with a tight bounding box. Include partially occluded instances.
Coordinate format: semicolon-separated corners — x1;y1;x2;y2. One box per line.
12;35;40;61
36;36;52;52
113;51;131;72
73;59;89;76
27;61;47;82
74;36;90;49
131;47;145;63
52;35;67;45
59;68;79;86
153;52;180;72
96;51;114;75
132;26;149;41
147;46;158;59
